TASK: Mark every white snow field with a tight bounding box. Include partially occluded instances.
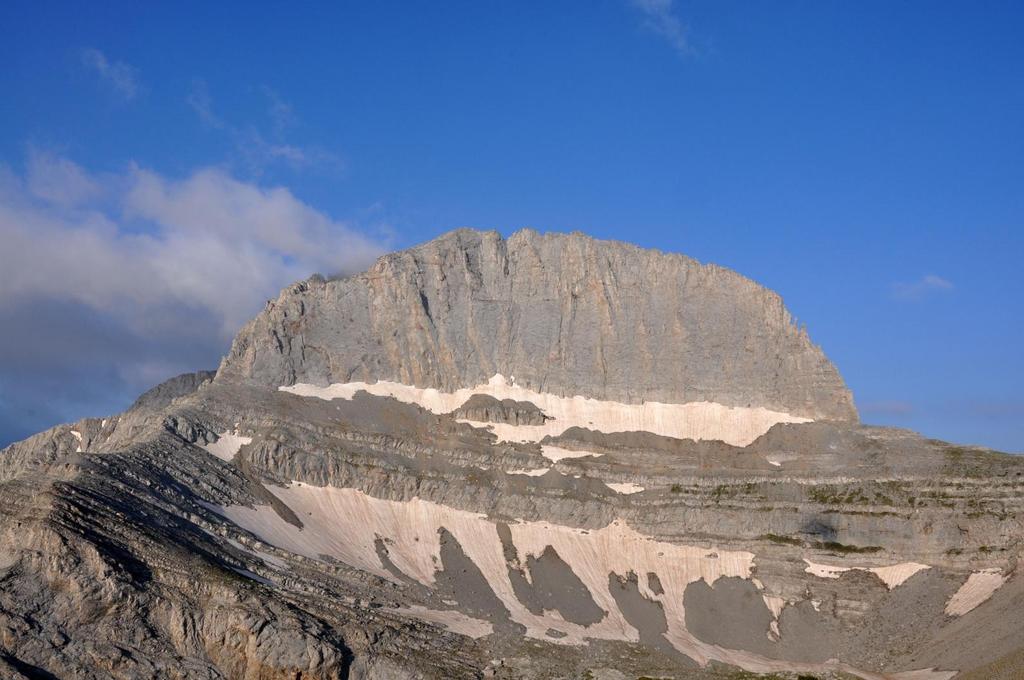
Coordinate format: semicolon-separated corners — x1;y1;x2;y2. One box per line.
281;373;811;447
215;483;953;680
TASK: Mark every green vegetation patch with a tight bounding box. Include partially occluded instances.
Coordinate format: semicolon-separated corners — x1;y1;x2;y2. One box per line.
760;533;802;546
813;541;883;554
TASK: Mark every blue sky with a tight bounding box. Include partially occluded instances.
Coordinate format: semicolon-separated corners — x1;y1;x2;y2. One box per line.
0;1;1022;451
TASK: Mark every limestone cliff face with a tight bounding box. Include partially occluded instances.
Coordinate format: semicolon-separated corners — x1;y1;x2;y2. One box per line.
3;224;1022;679
218;229;857;422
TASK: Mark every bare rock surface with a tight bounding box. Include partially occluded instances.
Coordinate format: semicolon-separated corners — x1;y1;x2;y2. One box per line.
451;394;551;426
218;229;857;421
0;229;1020;679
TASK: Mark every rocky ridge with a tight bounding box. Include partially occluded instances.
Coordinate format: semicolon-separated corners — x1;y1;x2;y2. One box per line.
219;229;857;422
0;229;1020;680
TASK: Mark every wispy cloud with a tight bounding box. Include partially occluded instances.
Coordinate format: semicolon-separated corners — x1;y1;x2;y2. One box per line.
81;48;140;101
237;127;340;174
262;86;296;135
187;80;340;175
186;79;224;129
628;0;691;55
26;148;104;206
892;274;954;301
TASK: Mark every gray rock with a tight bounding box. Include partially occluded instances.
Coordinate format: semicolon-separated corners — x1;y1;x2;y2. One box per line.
451;394;551;426
218;229;857;421
1;229;1021;680
130;370;216;412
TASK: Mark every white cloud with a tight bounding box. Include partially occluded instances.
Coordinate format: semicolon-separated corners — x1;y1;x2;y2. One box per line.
628;0;690;55
26;148;104;206
892;274;954;301
0;153;385;339
0;153;387;446
187;80;341;175
81;48;140;101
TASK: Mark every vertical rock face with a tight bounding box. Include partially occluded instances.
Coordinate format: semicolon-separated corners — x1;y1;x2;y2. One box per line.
218;229;857;422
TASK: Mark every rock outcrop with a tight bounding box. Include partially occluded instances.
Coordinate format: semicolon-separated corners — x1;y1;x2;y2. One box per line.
450;394;551;426
0;229;1020;680
219;229;857;422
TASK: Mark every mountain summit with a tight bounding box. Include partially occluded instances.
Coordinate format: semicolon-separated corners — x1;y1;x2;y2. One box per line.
220;229;857;422
0;230;1020;680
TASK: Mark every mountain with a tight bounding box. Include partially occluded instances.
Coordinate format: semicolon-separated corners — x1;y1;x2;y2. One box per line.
220;228;856;422
0;229;1020;680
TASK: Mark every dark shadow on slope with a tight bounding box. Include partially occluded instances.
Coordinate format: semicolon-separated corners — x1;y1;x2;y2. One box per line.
432;527;524;635
683;576;774;656
608;571;698;669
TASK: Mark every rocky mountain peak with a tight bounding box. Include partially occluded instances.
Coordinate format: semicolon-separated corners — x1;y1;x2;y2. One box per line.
218;228;857;422
2;229;1020;680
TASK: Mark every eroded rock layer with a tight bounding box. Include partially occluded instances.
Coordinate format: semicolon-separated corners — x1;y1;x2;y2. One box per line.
0;230;1020;680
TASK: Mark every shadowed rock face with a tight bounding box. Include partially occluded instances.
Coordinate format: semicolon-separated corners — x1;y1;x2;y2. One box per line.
129;370;216;412
1;230;1022;680
451;394;550;426
684;577;775;655
218;229;857;422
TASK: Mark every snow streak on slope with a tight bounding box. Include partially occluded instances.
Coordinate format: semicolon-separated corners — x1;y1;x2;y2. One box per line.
214;484;955;680
507;467;550;477
215;482;753;650
804;560;930;589
280;374;810;447
945;569;1007;616
201;431;252;461
540;446;601;462
384;605;493;638
605;482;644;494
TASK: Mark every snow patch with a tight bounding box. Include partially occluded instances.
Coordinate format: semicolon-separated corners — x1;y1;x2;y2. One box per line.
945;569;1006;616
214;483;943;680
762;594;786;620
385;605;493;639
889;671;957;680
214;483;754;660
762;594;786;640
803;560;929;589
197;525;290;571
868;562;931;590
70;430;83;453
605;482;644;495
508;468;550;477
202;431;253;462
804;560;851;580
280;374;811;447
540;445;601;462
765;453;798;467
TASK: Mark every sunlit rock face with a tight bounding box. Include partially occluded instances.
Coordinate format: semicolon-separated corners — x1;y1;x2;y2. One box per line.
219;229;857;422
1;229;1021;680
